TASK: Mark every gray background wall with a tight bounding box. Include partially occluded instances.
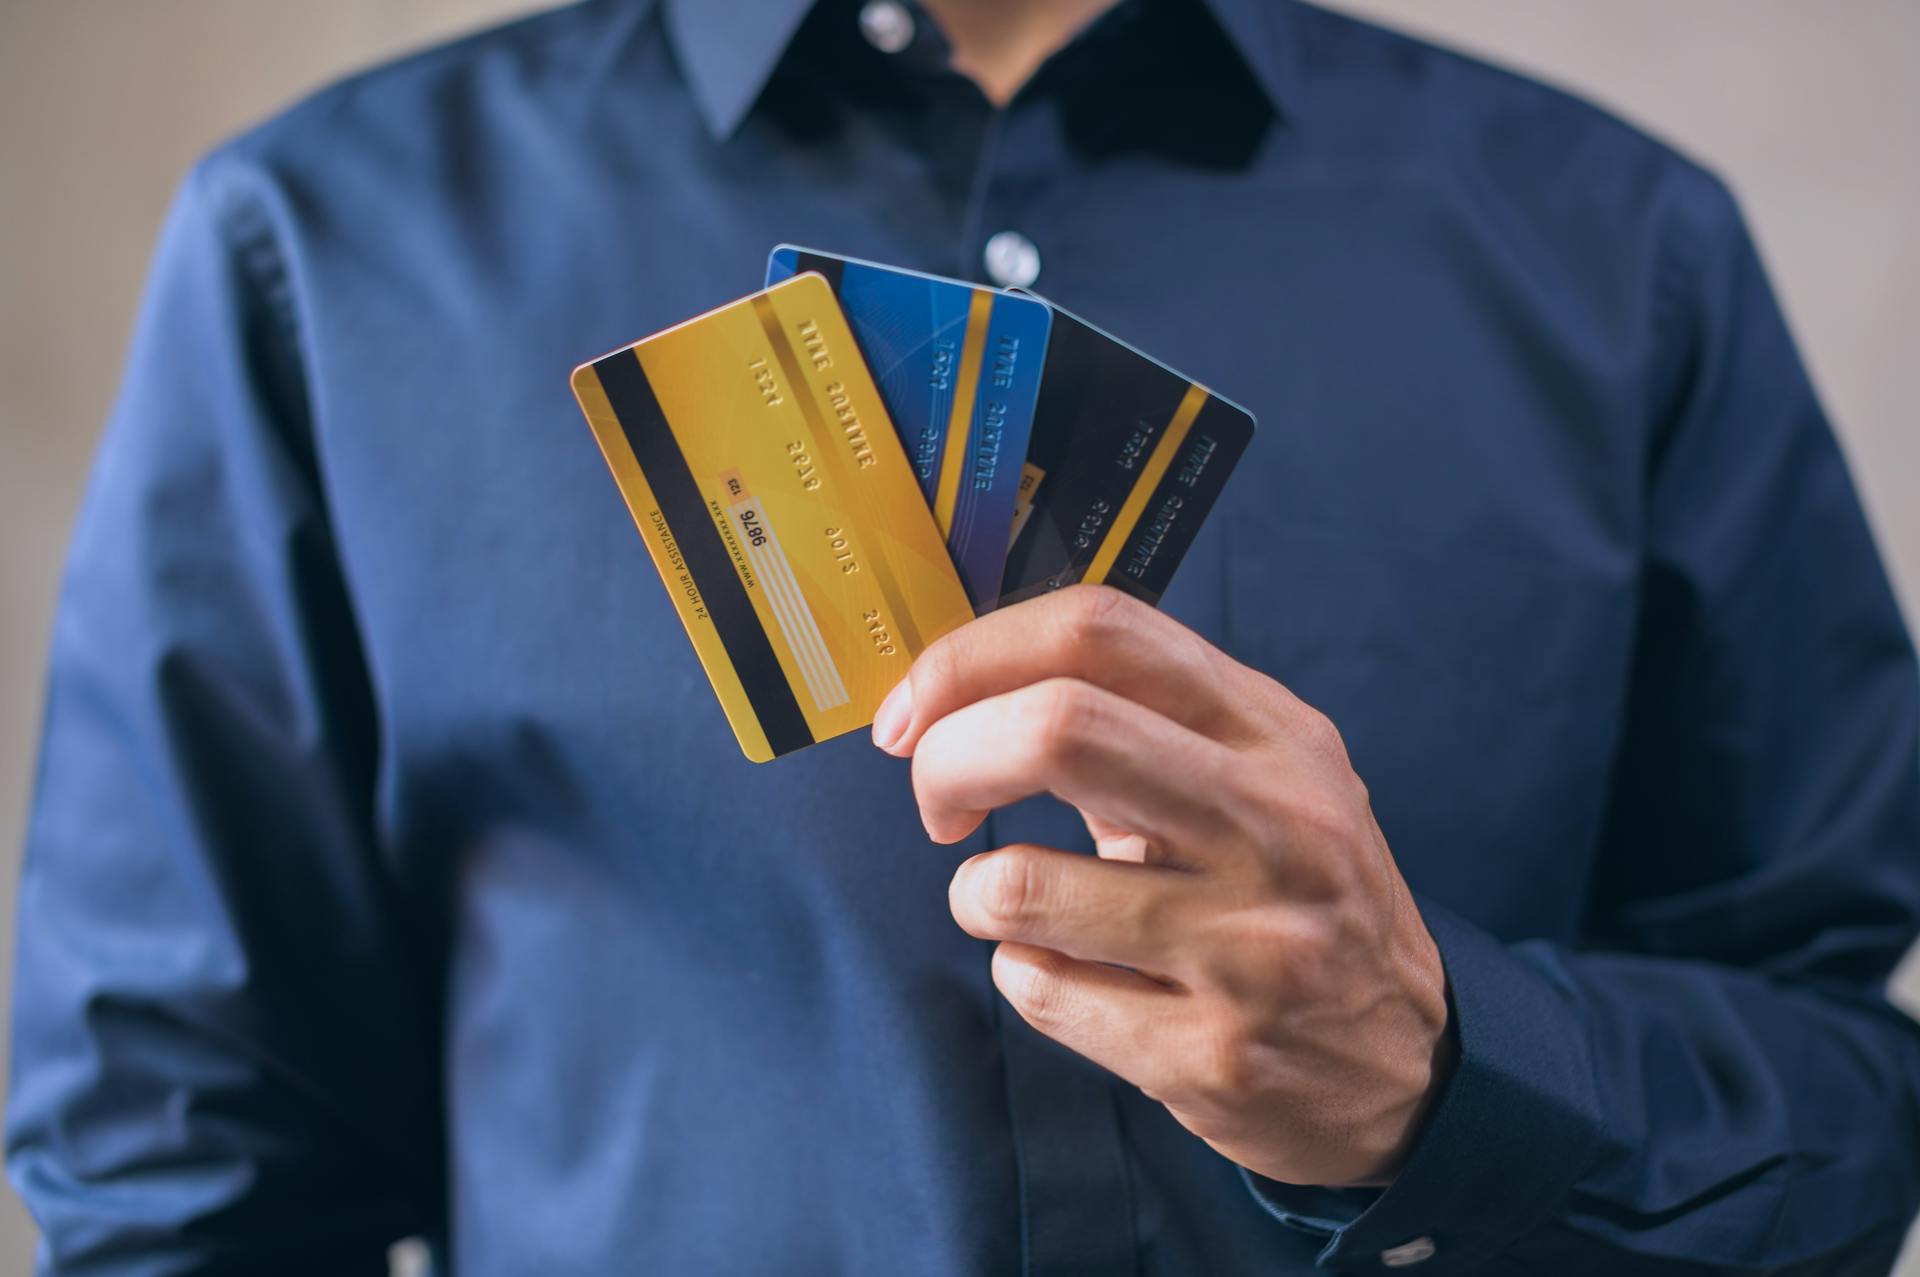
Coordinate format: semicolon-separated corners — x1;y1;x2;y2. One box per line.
1;2;1914;1271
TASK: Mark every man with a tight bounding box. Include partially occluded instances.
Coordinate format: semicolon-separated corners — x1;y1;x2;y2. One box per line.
9;0;1920;1272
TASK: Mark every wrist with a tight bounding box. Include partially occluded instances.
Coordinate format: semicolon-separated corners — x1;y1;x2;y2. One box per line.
1351;900;1457;1186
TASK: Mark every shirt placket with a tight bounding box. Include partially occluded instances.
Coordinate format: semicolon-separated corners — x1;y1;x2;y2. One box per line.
952;76;1069;295
856;7;1140;1266
956;56;1138;1277
984;796;1139;1277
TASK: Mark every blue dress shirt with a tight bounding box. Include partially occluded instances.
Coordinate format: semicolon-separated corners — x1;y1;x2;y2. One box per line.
10;0;1920;1272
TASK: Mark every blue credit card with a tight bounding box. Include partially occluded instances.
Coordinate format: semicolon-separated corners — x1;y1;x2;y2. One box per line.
767;245;1052;609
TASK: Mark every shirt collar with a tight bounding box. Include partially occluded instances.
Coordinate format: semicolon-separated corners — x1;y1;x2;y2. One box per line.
665;0;1300;140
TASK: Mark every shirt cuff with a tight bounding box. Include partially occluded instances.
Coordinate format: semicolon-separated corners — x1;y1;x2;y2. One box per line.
1240;898;1603;1273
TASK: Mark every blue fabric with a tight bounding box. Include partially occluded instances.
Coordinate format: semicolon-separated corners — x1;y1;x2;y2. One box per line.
10;1;1920;1272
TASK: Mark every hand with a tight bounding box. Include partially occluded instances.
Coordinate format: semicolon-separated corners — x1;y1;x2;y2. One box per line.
871;585;1454;1187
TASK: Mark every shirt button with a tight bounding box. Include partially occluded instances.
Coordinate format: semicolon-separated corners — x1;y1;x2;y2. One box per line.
983;230;1041;288
1381;1237;1437;1267
858;0;916;54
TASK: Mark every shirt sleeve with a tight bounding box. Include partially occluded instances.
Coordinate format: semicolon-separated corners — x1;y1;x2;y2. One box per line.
1244;169;1920;1273
5;158;442;1273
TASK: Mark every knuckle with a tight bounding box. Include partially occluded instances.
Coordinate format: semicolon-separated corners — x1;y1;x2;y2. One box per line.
1013;952;1076;1028
976;852;1043;929
1191;925;1250;995
1126;885;1174;950
1191;1020;1265;1105
1057;583;1132;651
1274;913;1341;996
1198;903;1337;1005
1291;792;1356;849
1254;788;1367;895
1197;911;1292;999
1024;678;1099;762
1297;705;1350;765
1172;631;1222;690
915;632;964;699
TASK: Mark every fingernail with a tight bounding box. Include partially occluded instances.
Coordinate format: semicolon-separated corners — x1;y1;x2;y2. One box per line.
872;677;913;753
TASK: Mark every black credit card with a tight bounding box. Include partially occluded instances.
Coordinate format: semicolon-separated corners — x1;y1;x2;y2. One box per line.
1000;295;1255;607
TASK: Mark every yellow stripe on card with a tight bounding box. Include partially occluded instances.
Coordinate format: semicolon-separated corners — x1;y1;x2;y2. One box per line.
1083;384;1211;586
931;290;997;535
748;293;931;657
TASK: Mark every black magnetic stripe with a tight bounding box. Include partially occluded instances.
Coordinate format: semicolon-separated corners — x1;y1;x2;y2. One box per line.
793;252;846;290
593;351;814;757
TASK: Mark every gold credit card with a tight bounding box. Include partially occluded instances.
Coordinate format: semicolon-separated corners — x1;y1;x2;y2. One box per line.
571;273;974;762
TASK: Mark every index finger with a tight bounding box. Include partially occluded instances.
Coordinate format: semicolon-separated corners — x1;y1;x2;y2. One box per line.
874;585;1267;757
